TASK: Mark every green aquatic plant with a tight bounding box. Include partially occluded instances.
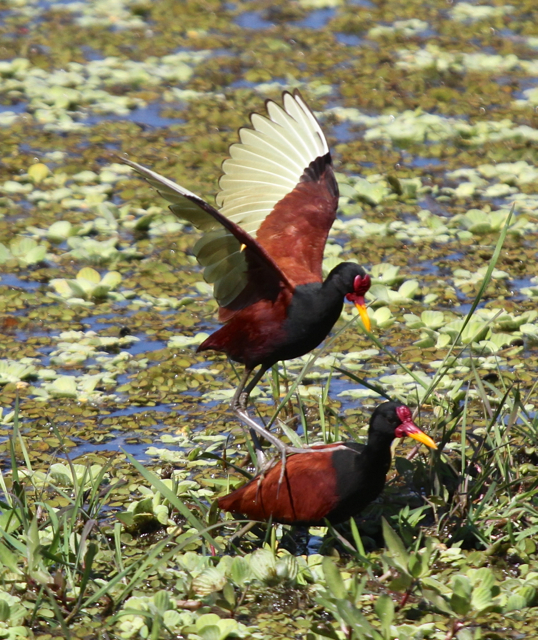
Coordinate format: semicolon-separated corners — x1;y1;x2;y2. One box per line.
0;237;48;267
49;267;123;304
0;360;38;385
65;236;142;265
367;280;420;306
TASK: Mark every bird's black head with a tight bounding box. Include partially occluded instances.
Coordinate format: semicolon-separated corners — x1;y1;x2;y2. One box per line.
368;402;437;449
328;262;371;330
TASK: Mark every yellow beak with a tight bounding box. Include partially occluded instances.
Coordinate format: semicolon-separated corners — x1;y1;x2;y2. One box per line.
407;430;438;450
355;301;371;332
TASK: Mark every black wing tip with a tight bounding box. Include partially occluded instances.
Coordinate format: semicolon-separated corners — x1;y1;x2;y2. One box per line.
299;153;337;198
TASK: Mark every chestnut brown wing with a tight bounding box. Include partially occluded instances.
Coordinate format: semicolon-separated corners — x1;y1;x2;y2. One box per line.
218;445;345;525
121;159;290;308
122;90;336;310
217;90;338;286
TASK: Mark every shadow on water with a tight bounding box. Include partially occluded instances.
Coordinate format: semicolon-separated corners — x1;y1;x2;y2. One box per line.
294;8;335;29
234;11;275;30
85;103;185;128
235;7;335;30
335;33;367;47
0;274;44;290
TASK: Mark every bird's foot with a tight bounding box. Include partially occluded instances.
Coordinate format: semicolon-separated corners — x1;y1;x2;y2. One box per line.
254;455;280;501
255;447;267;469
230;391;249;413
234;407;291;453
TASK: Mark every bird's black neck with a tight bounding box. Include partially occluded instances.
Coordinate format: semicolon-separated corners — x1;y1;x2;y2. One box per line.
327;437;393;524
270;282;345;365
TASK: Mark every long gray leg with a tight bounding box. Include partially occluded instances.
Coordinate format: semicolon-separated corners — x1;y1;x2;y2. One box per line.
230;366;316;453
230;366;341;487
230;368;266;466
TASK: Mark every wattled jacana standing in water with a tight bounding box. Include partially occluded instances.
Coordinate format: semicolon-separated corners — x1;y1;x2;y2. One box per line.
122;91;372;457
218;402;437;526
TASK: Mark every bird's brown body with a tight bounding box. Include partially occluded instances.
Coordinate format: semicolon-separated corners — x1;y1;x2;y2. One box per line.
219;403;437;526
219;443;363;526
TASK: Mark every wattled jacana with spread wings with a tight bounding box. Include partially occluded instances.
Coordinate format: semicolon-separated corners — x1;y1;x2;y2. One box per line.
218;402;437;526
122;91;371;457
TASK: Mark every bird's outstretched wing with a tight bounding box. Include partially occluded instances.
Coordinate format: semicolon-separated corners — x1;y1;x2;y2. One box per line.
218;90;338;284
121;158;291;310
122;90;337;310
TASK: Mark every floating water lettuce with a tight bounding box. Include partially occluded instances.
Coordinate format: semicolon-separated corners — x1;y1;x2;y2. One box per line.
450;2;514;22
367;280;420;306
65;236;142;265
452;208;526;235
326;107;538;146
369;19;429;38
370;263;405;287
32;372;117;402
168;332;210;349
0;360;38;385
348;176;390;206
49;267;122;303
0;237;48;267
0;51;210;131
28;220;84;243
117;478;212;533
342;305;395;329
19;463;106;489
404;310;446;330
453;267;509;288
50;330;139;366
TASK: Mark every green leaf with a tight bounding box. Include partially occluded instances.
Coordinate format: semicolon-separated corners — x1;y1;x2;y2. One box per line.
278;420;304;448
78;267;101;284
503;594;527;612
353;178;389;206
249;549;277;583
470;572;495;611
214;618;240;640
100;270;122;289
450;575;472;615
192;567;228;596
276;554;298;581
24;245;47;265
0;244;12;263
222;582;235;607
66;278;88;298
0;601;10;623
421;310;445;329
374;594;394;633
398;279;419;299
322;557;347;600
0;541;22;573
388;574;413;591
47;220;73;242
28;162;50;183
421;588;453;615
382;518;410;572
335;600;382;638
230;557;252;587
408;553;423;579
197;624;220;640
46;376;78;398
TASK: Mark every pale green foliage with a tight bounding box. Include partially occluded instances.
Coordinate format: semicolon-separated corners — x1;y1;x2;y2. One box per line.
0;237;47;266
49;266;122;304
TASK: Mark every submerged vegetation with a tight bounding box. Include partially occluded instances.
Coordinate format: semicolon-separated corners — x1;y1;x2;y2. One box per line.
0;0;538;637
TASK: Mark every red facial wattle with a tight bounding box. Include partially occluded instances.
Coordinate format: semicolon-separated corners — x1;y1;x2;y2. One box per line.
394;405;437;449
346;274;372;331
